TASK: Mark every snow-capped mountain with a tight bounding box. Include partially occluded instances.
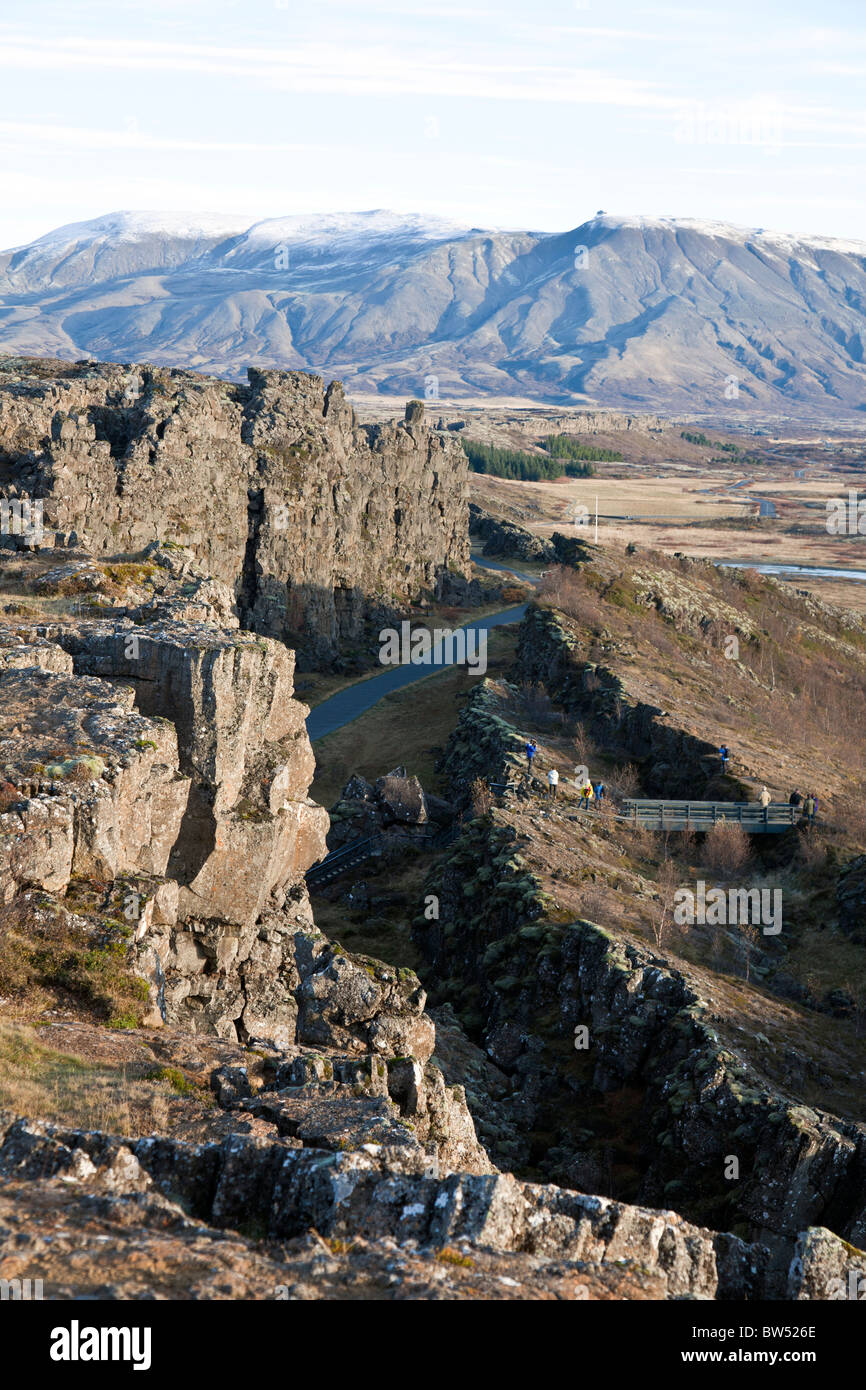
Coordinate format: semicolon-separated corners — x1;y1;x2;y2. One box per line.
0;209;864;415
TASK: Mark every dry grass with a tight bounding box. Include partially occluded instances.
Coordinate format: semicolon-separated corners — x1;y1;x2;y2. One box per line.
0;1023;219;1136
0;894;149;1028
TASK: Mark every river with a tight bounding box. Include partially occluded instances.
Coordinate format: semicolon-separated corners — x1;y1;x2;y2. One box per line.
720;560;866;581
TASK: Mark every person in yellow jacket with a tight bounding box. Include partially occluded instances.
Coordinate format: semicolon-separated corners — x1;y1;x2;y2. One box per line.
579;780;594;810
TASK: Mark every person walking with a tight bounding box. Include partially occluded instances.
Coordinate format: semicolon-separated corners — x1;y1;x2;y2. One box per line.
803;792;816;827
594;780;605;805
526;740;537;771
759;786;771;808
580;780;594;810
548;767;559;801
719;745;729;773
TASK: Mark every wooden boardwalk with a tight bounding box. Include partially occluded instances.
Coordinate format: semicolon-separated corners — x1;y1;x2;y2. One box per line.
622;799;802;834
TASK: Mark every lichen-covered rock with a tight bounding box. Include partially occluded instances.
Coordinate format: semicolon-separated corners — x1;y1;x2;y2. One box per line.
296;947;435;1063
0;1112;782;1299
0;665;189;897
787;1226;866;1300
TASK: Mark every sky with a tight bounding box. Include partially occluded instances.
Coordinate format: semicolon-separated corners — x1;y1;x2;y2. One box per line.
1;0;865;249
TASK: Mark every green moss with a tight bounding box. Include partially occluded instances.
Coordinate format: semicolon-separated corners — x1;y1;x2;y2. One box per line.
44;754;106;780
108;1012;140;1030
144;1065;201;1096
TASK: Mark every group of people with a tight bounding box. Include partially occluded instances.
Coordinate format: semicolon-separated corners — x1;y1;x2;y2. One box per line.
789;788;819;825
525;742;605;806
526;734;820;827
759;785;819;824
577;778;605;807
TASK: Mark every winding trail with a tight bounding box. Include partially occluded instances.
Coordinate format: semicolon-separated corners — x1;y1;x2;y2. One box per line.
306;598;528;742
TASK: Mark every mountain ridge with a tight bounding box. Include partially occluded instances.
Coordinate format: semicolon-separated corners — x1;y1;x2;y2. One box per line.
1;209;865;416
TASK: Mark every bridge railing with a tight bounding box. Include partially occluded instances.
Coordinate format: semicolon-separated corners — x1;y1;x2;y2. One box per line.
305;820;462;887
622;799;799;830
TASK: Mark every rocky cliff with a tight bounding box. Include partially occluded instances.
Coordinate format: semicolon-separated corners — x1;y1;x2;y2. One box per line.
414;678;866;1291
0;357;470;664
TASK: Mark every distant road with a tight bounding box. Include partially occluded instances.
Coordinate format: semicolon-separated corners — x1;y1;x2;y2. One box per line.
306;603;528;741
471;551;542;587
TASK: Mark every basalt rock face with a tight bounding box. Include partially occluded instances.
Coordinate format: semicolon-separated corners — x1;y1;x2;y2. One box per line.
6;1107;865;1300
835;856;866;946
0;610;491;1177
417;814;866;1267
468;503;591;570
0;1112;765;1299
0;617;328;1039
0;357;470;665
416;679;866;1271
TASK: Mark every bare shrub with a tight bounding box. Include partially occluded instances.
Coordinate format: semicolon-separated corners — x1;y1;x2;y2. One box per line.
539;567;605;629
0;781;19;813
631;825;663;858
579;881;621;929
797;833;828;870
520;682;557;728
572;725;597;767
738;922;761;982
469;777;494;818
608;761;641;800
677;826;697;860
702;822;752;876
650;857;679;950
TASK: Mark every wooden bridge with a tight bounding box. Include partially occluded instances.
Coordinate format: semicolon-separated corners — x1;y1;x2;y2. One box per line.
622;799;802;834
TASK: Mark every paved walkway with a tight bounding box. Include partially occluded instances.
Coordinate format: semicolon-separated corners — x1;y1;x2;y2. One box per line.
306;604;527;742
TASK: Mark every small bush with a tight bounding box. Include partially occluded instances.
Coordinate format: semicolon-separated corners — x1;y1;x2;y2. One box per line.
702;822;752;876
436;1246;475;1268
469;778;494;817
144;1065;199;1096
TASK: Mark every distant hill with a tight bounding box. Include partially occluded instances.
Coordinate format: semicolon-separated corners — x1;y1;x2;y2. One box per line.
1;209;864;416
